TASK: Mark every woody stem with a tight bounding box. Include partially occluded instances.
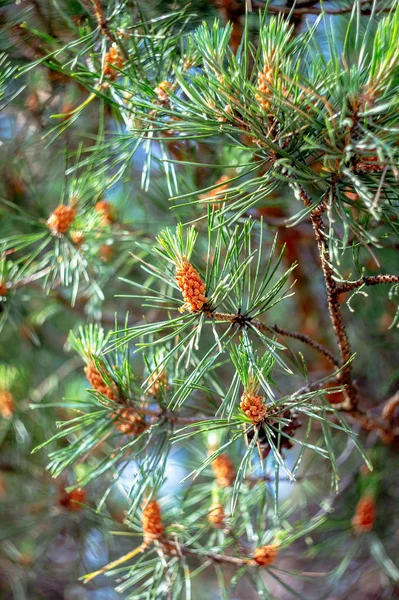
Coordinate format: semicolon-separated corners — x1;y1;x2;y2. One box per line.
297;183;357;409
203;310;338;367
335;274;399;295
160;538;253;567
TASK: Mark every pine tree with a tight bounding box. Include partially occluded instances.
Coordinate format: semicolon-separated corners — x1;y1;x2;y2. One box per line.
0;1;399;598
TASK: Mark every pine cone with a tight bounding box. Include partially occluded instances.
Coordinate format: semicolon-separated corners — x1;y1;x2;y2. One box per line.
208;503;225;528
95;200;115;225
253;544;279;566
47;204;76;235
211;453;236;488
240;392;267;423
154;81;172;103
115;408;147;435
141;499;164;542
148;369;169;396
99;244;114;263
0;389;14;419
352;496;376;533
104;46;125;80
175;260;207;313
255;65;274;111
59;487;86;512
84;363;117;401
71;231;85;248
0;281;7;297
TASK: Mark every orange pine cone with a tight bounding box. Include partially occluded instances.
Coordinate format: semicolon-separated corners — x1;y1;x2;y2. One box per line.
71;231;85;248
0;389;15;419
208;503;225;528
253;544;279;566
255;65;274;111
352;496;376;533
95;200;115;225
240;392;267;423
99;244;114;263
141;499;164;542
59;487;86;512
148;369;169;396
115;408;147;435
104;46;125;80
47;204;76;235
154;81;172;103
0;281;7;297
84;363;117;401
211;453;236;488
175;260;207;313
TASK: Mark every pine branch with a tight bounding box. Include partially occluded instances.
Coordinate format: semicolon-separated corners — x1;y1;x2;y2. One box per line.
81;0;117;44
335;274;399;295
297;183;358;409
163;539;253;567
204;310;339;367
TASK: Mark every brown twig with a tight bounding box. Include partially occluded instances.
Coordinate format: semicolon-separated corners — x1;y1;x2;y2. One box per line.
81;0;117;44
260;322;339;368
346;408;399;444
204;310;339;367
296;183;357;409
335;274;399;295
161;538;253;567
381;391;399;422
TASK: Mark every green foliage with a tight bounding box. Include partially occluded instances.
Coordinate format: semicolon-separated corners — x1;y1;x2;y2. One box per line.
0;1;398;599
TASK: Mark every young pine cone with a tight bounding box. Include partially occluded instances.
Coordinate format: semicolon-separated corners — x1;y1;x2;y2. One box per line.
99;244;114;263
253;544;279;567
255;65;274;111
208;503;225;528
0;389;14;419
0;281;7;297
84;363;116;401
154;81;172;103
352;496;376;533
59;487;86;512
175;260;207;313
95;200;115;225
104;46;125;79
71;231;85;248
141;499;164;543
115;408;147;435
47;204;76;235
211;453;236;488
148;369;169;396
240;392;267;423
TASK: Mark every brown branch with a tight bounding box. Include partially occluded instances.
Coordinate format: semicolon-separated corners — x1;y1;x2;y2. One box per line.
253;0;393;16
204;310;338;367
81;0;117;43
346;408;399;444
381;391;399;422
297;183;357;409
259;322;339;368
161;538;253;567
335;274;399;295
136;406;214;426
